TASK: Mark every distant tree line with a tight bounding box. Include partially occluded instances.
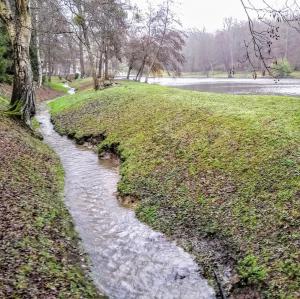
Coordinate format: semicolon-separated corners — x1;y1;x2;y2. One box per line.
182;18;300;77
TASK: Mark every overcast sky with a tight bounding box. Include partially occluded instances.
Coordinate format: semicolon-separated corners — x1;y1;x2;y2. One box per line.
132;0;247;32
132;0;287;31
175;0;247;32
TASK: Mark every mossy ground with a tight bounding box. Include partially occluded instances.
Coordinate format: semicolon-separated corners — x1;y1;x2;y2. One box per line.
49;81;300;298
0;97;103;298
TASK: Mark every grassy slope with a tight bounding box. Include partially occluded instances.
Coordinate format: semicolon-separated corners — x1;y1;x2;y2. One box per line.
44;77;69;93
49;82;300;298
0;98;102;298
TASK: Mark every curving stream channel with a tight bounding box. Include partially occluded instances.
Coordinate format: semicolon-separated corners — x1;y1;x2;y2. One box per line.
37;105;215;299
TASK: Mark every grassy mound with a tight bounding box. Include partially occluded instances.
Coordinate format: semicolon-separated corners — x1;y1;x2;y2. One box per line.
49;81;300;298
0;98;102;298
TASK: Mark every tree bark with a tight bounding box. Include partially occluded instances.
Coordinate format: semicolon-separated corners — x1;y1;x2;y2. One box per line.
3;0;36;125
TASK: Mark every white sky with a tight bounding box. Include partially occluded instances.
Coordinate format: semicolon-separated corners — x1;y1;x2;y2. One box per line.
132;0;286;32
175;0;247;32
132;0;247;32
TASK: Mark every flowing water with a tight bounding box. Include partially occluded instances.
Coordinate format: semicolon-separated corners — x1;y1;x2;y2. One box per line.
148;77;300;96
37;106;216;299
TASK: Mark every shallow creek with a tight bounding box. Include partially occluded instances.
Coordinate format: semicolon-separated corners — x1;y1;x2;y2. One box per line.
37;105;215;299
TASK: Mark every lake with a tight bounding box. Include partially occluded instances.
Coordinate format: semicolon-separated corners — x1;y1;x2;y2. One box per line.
148;77;300;97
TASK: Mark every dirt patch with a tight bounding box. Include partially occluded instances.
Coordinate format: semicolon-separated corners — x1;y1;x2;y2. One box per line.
0;83;64;102
36;86;65;102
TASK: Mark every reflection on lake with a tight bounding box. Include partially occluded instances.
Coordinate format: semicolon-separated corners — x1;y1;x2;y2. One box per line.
148;77;300;96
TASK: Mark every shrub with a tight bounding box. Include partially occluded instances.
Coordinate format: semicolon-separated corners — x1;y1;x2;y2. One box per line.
272;59;294;78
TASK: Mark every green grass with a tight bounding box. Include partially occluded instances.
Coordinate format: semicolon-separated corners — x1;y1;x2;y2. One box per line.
49;81;300;298
44;77;69;93
0;95;7;107
0;97;103;298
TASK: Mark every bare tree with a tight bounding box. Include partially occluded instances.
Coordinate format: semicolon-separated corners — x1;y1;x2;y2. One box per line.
125;1;185;82
240;0;300;76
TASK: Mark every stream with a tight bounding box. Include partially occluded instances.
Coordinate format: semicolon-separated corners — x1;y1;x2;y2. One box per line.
36;105;216;299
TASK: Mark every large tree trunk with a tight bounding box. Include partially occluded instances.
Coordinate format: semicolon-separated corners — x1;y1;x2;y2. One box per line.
9;1;36;125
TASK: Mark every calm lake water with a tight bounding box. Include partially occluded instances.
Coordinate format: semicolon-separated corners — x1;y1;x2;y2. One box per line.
148;77;300;96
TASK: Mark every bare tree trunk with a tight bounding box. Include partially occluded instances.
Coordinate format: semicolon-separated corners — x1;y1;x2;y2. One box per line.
104;45;109;80
135;67;141;81
7;1;36;125
98;51;103;78
32;0;42;88
127;64;133;80
46;38;52;82
68;40;76;75
79;28;85;78
81;24;99;89
135;57;146;82
137;60;145;82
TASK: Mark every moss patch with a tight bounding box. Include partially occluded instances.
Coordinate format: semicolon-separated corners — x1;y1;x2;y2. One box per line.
49;81;300;298
0;97;103;298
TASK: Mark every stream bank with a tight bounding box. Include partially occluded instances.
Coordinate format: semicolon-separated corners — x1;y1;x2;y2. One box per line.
0;97;101;298
48;81;300;298
37;104;216;298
